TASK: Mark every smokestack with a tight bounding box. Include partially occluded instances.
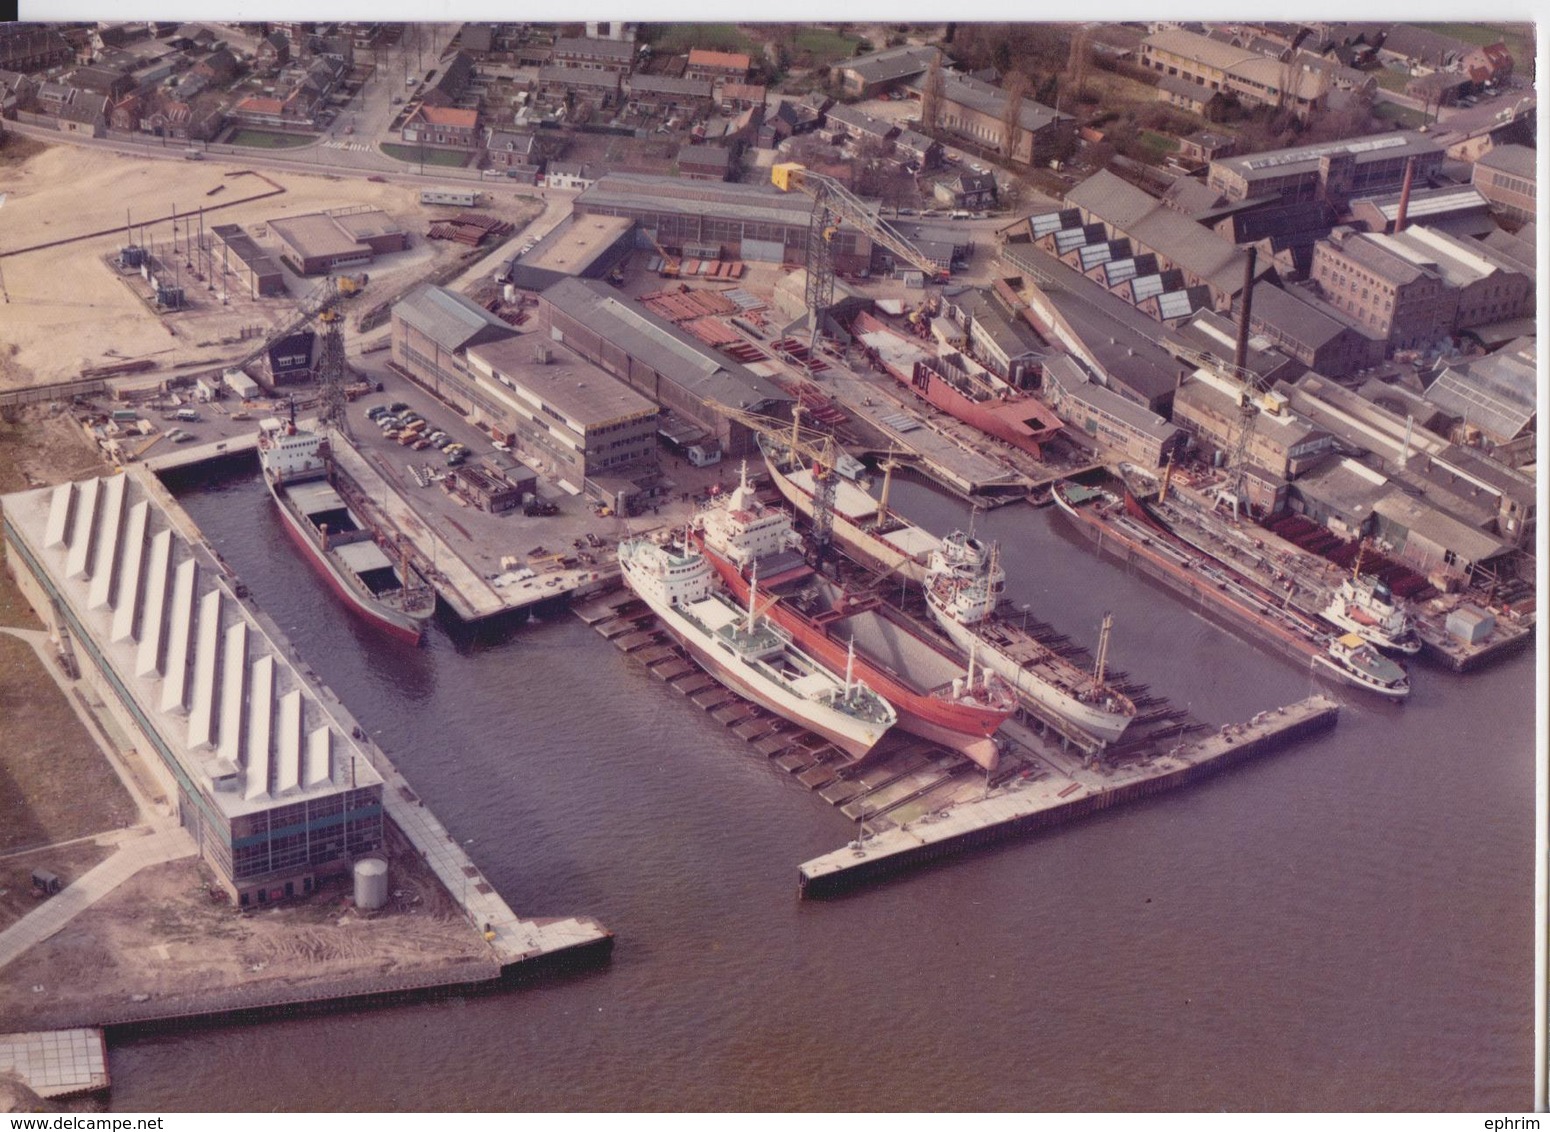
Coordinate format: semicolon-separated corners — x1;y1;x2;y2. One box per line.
1394;156;1416;233
1233;246;1257;378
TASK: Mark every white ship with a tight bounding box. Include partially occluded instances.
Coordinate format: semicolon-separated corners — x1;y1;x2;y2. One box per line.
1321;570;1421;655
618;534;896;758
923;530;1136;743
1312;633;1411;698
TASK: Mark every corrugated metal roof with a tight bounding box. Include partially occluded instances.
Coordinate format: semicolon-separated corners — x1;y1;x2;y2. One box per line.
1424;353;1537;440
394;284;514;351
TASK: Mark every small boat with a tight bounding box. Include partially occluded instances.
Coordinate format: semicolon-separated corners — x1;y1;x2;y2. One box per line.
1321;556;1421;655
1312;633;1411;698
618;533;897;758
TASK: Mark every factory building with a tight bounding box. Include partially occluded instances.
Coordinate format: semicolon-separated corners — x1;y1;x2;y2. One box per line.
464;336;660;494
268;208;408;276
535;276;791;457
1207;132;1443;208
573;173;873;273
390;285;519;412
1;472;385;906
209;223;287;299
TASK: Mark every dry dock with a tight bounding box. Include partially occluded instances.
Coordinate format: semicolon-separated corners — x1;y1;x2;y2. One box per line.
798;694;1340;897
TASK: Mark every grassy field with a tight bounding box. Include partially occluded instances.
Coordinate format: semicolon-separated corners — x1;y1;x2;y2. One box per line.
1374;100;1428;129
228;129;314;149
647;23;754;55
1136;129;1179;162
0;840;113;933
790;27;862;68
1373;66;1412;94
380;143;469;167
0;635;137;855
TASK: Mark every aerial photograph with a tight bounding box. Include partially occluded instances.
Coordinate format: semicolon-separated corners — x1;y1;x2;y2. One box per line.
0;12;1538;1114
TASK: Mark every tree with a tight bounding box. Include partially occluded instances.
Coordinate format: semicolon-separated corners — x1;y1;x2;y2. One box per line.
921;53;944;134
999;71;1030;161
1066;25;1091;104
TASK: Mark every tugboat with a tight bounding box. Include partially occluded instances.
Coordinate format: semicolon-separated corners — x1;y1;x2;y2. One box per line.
258;416;434;643
618;532;897;758
693;465;1017;771
1321;550;1421;655
924;529;1136;742
1312;633;1411;698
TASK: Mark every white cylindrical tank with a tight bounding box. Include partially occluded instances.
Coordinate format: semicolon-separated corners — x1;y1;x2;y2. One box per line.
354;857;389;910
503;284;516;304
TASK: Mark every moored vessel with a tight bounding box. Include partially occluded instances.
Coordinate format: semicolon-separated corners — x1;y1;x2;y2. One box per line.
1312;633;1411;698
258;418;435;643
1321;562;1421;655
617;533;896;758
757;433;939;584
694;466;1016;770
924;529;1135;743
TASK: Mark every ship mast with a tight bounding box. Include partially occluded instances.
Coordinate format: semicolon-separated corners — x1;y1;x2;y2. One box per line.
875;447;897;527
967;638;977;689
1093;611;1113;689
1352;540;1365;582
1158;450;1176;504
747;560;759;635
845;635;856;697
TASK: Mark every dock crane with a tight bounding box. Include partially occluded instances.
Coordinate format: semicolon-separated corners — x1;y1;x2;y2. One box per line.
705;398;844;565
226;274;365;433
771;162;950;354
644;227;680;278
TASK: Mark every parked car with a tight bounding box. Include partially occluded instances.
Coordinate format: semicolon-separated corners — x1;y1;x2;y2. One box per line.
388;401;409;413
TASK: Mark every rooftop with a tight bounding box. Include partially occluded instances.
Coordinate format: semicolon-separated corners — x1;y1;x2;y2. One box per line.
1474;143;1537;180
552;36;634;61
1211;130;1440;181
0;470;384;820
539;277;792;412
520;214;635;275
838;44;941;85
394;283;517;352
466;338;659;427
576;172;817;229
687;48;750;71
1372;488;1509;564
1424;351;1537;440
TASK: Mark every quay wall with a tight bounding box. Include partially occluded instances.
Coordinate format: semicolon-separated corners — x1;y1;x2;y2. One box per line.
799;695;1339;898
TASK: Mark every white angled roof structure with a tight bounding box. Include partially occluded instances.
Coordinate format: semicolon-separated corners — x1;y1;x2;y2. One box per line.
1;469;381;819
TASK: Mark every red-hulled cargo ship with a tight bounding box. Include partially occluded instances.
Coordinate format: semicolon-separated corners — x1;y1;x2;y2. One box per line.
258;418;435;643
851;312;1063;458
693;466;1016;770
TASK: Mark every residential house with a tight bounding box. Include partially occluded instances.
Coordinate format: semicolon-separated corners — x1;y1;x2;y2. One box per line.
551;36;634;73
109;92;142;132
402;105;480;150
825;103;896;147
684;49;750;85
935;170;997;211
192;46;239;86
1374;24;1472;71
716;82;765;112
485;128;543;177
537;65;621;112
420;51;475;109
546;162;598;192
254;31;290;69
893;128;940;170
677;144;731;182
36;82;77;115
0;70;38;114
626;73;714;118
57;94;108;137
1155;73;1223;117
1177;130;1236;165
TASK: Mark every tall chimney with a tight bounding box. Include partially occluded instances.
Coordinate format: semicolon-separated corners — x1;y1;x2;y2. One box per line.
1233;246;1257;378
1394;156;1417;233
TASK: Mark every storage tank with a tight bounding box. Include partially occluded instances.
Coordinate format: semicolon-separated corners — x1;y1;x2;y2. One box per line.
354;857;389;910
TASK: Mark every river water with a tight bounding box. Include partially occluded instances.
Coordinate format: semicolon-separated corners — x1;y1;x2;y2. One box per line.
113;464;1534;1112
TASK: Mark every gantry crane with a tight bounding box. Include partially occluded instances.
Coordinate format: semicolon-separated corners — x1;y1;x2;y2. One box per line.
771;163;950;354
705;398;844;564
1166;337;1278;521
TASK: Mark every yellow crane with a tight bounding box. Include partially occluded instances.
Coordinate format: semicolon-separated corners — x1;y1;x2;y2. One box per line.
644;228;680;278
772;162;949;353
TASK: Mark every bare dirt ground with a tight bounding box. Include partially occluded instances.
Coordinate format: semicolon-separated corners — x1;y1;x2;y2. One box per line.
0;820;494;1031
0;404;110;492
0;141;528;389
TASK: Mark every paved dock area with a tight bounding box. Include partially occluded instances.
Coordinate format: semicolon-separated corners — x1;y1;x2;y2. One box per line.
799;694;1340;895
328;435;611;622
0;1029;109;1099
140;431;259;474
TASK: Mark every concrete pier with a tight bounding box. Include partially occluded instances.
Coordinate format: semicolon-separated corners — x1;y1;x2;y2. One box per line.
0;1029;110;1100
799;694;1340;897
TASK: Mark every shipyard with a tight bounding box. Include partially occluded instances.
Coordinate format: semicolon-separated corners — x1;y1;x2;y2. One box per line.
0;17;1536;1114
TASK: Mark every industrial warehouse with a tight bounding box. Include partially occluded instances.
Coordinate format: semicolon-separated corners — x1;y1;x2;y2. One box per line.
1;471;386;907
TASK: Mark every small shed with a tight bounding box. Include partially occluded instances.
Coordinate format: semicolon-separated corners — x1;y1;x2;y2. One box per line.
31;869;61;895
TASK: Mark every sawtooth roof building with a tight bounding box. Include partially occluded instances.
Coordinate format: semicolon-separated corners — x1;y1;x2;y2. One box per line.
2;471;385;907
